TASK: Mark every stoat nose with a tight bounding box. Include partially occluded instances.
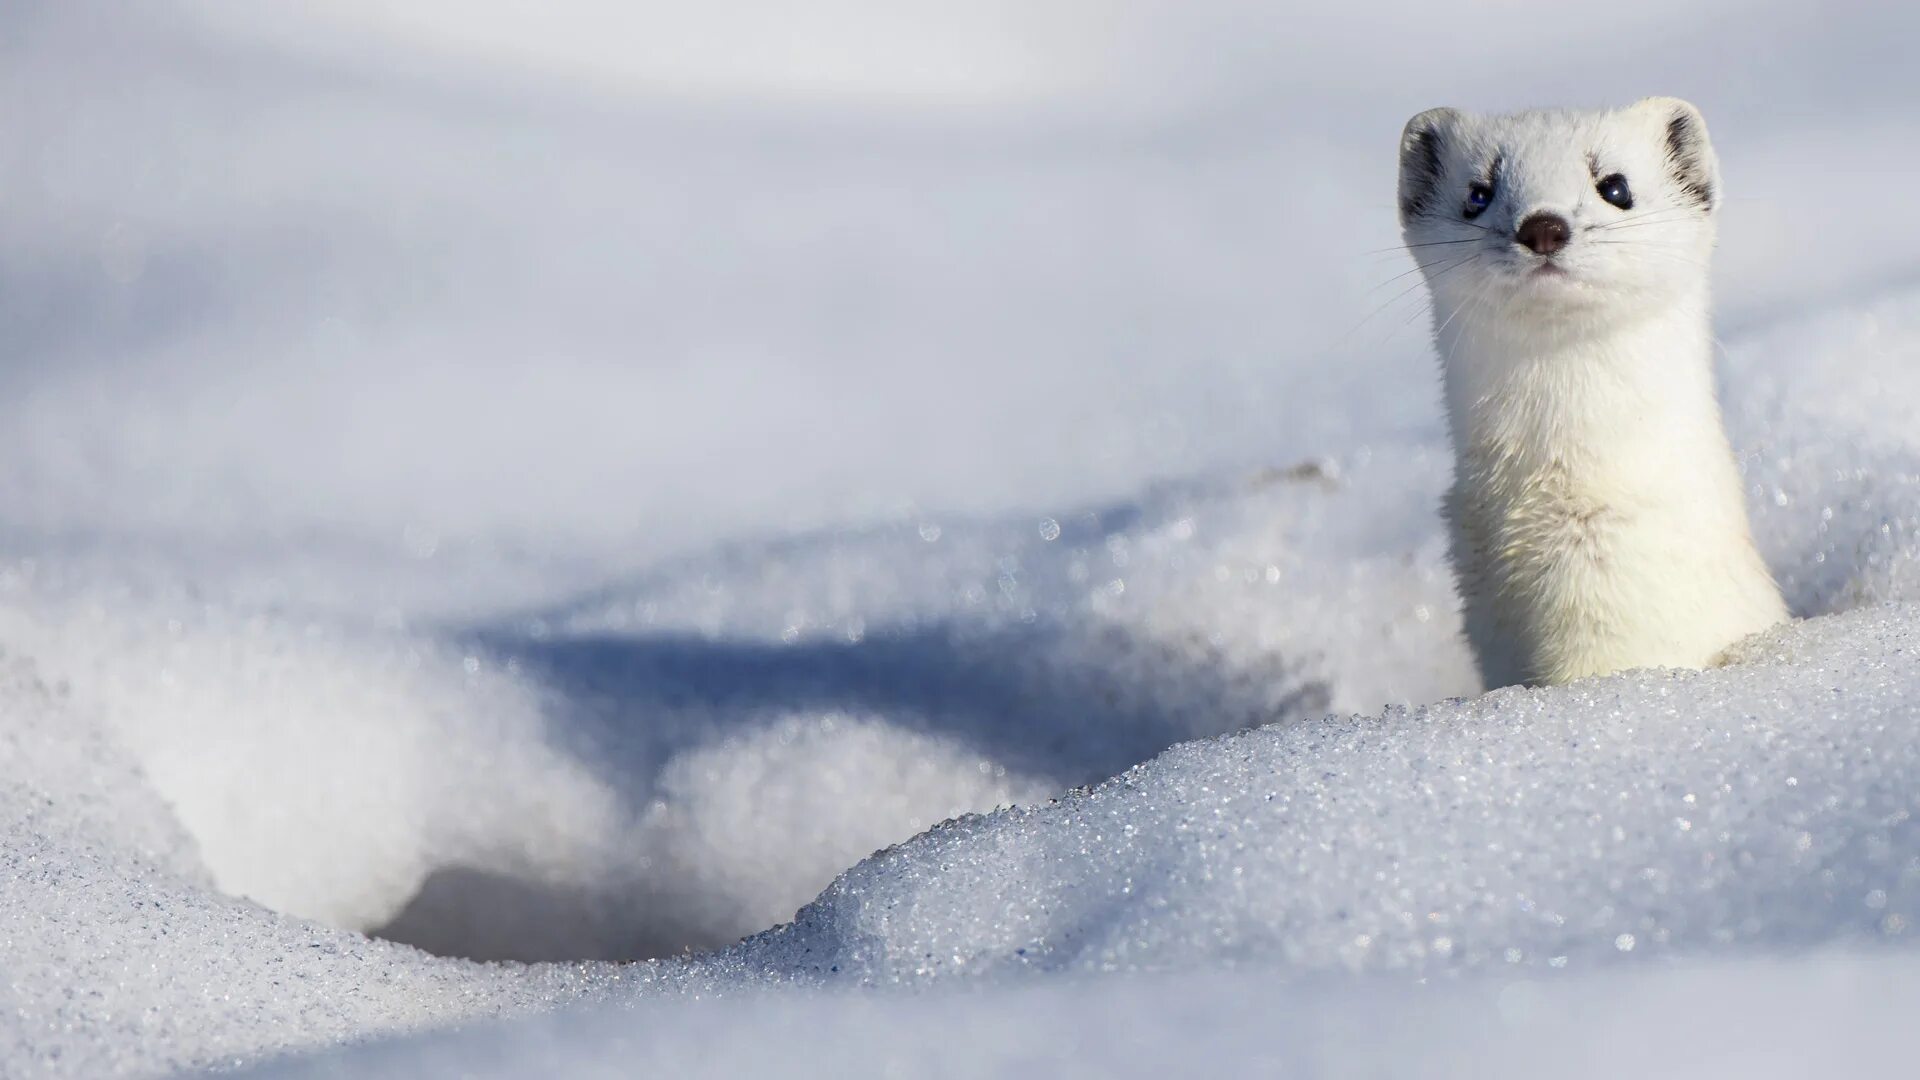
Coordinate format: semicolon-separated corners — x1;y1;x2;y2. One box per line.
1515;212;1571;256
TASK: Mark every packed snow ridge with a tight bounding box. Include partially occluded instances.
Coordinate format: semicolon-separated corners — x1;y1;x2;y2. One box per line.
738;603;1920;985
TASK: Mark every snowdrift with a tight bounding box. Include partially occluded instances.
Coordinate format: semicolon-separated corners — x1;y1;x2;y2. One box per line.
6;2;1920;1077
8;280;1920;1076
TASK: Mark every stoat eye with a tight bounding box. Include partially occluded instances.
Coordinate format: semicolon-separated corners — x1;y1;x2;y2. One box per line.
1596;173;1633;210
1464;182;1493;219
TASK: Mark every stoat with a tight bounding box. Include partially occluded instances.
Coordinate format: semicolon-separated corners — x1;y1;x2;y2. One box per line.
1396;97;1787;688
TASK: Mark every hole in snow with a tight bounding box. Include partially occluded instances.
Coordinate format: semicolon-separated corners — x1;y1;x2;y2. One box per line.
4;570;1334;963
355;620;1334;962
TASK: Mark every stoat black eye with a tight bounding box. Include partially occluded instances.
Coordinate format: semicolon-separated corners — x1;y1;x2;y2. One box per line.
1464;182;1493;219
1596;173;1633;210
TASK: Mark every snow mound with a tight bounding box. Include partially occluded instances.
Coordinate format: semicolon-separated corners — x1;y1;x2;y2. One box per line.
0;438;1455;975
0;651;205;886
0;577;646;947
0;637;641;1079
1732;289;1920;615
234;602;1920;1079
732;604;1920;984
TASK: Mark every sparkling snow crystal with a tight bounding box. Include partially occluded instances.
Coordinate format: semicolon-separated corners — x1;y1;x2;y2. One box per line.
6;3;1920;1077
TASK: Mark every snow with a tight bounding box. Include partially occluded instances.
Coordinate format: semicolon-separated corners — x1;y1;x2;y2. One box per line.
731;604;1920;986
0;645;642;1077
4;1;1920;1077
252;951;1920;1080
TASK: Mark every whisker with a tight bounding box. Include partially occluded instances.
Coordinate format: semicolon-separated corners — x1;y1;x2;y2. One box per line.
1585;235;1701;247
1422;254;1485;287
1584;240;1710;272
1412;211;1493;233
1363;237;1484;256
1601;205;1695;224
1397;285;1444;334
1365;253;1479;295
1590;219;1701;235
1379;255;1485;340
1442;277;1495;371
1431;274;1485;340
1335;252;1480;350
1399;270;1485;339
1589;207;1700;232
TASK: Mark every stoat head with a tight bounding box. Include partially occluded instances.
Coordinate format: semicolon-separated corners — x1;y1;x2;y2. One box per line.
1396;98;1719;330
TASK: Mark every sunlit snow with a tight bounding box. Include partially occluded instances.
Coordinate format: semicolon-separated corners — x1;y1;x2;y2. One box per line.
4;2;1920;1077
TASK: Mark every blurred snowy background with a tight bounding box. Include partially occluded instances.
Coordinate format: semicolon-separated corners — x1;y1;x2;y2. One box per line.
5;1;1920;1076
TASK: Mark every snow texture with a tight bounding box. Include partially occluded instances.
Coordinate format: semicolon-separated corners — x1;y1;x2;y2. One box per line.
4;1;1920;1077
254;950;1920;1080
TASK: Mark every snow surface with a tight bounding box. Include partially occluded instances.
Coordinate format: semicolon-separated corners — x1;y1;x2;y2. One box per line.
5;1;1920;1077
253;950;1920;1080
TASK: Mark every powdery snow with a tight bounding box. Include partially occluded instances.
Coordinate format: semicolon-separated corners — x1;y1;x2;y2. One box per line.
0;648;642;1078
4;1;1920;1077
8;281;1920;1074
732;604;1920;987
252;950;1920;1080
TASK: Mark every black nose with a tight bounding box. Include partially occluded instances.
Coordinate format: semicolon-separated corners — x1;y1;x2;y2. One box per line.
1515;212;1571;256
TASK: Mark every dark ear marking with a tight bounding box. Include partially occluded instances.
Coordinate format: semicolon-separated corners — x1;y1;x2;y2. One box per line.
1401;128;1444;218
1398;108;1460;223
1664;110;1715;210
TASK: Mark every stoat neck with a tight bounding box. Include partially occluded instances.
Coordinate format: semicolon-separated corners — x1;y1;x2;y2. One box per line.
1437;294;1753;530
1445;297;1725;455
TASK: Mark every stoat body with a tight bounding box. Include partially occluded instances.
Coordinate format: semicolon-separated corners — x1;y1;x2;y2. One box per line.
1396;98;1787;689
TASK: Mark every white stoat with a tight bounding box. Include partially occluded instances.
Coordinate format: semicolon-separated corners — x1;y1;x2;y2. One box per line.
1396;97;1786;689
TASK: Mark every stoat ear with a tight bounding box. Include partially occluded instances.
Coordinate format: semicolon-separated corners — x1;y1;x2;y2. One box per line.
1398;107;1460;225
1633;97;1718;212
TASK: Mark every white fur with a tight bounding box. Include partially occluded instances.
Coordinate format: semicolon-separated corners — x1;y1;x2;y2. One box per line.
1397;98;1787;688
